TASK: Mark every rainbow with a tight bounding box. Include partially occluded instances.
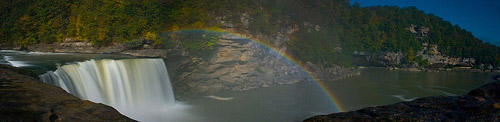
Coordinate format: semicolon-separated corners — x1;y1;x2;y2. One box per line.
165;29;345;112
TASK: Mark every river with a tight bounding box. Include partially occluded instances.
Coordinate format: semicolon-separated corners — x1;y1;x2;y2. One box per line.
0;50;495;121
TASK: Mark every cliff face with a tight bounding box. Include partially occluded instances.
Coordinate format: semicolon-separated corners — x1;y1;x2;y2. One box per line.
358;47;478;70
355;25;480;70
0;65;135;121
19;10;360;99
19;26;360;100
167;33;359;99
305;79;500;122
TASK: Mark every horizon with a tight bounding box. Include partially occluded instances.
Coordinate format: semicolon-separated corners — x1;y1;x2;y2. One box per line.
350;0;500;46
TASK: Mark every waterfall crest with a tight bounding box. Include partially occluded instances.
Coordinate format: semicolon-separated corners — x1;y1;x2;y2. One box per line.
39;59;175;110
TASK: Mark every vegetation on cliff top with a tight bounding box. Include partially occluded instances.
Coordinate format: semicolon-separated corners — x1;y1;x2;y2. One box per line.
1;0;499;66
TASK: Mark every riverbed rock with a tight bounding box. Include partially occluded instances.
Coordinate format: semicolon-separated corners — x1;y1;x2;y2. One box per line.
304;81;500;121
0;65;135;121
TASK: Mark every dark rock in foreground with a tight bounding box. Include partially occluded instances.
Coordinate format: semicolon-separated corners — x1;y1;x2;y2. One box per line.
0;65;135;121
305;80;500;121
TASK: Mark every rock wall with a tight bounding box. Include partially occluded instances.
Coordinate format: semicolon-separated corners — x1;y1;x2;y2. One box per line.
0;65;135;121
168;33;359;99
417;43;475;66
354;25;478;69
21;14;361;99
170;35;307;98
356;43;477;69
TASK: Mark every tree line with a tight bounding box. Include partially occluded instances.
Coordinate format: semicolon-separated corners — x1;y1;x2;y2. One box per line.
1;0;498;66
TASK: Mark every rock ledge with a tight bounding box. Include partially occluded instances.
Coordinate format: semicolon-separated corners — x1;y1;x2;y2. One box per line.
0;65;135;121
305;78;500;121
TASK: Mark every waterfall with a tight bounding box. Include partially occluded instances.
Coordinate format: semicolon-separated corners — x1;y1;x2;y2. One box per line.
39;59;175;111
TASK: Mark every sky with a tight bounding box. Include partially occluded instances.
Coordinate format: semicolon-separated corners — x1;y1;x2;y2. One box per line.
350;0;500;46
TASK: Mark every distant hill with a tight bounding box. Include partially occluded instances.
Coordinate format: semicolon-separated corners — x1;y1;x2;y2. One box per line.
1;0;498;66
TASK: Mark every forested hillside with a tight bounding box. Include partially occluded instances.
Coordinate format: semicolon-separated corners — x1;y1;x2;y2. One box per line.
1;0;499;66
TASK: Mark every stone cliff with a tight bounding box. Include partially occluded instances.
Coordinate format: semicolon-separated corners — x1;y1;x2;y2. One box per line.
0;65;135;121
16;15;361;99
167;34;359;99
355;43;481;71
354;24;485;71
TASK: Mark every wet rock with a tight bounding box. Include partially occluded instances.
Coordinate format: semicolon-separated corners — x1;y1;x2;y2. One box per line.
304;81;500;121
0;65;135;121
493;74;500;81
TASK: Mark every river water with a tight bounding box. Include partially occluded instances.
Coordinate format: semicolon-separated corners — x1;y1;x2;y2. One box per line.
0;50;496;121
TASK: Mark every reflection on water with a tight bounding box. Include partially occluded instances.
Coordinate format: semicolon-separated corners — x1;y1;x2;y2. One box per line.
327;68;495;111
181;68;495;121
0;50;496;121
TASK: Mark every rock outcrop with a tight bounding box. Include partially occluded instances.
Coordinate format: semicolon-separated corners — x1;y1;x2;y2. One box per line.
168;34;360;100
19;29;360;100
354;25;480;70
305;79;500;121
0;65;135;121
305;62;360;81
170;36;307;97
417;43;475;67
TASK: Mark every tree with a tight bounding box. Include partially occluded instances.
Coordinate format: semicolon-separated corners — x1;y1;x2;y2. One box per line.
408;47;414;62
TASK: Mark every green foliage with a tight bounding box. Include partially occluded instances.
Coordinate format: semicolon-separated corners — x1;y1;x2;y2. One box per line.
288;27;351;66
254;67;264;73
1;0;499;66
1;0;216;47
163;30;220;52
472;65;481;69
278;1;498;66
249;8;279;36
416;57;429;66
408;47;415;62
444;64;454;69
123;39;144;50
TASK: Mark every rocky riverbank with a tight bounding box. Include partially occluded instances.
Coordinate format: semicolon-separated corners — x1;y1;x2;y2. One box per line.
18;43;170;58
0;65;135;121
352;41;500;73
305;77;500;121
394;67;500;73
5;34;360;100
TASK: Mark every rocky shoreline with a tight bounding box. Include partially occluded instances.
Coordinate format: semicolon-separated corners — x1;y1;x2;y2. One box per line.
0;65;135;121
382;66;500;73
3;43;499;121
305;76;500;121
3;36;360;100
18;43;170;58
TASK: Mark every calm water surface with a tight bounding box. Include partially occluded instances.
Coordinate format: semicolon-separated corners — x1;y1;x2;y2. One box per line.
0;50;496;121
185;68;495;121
